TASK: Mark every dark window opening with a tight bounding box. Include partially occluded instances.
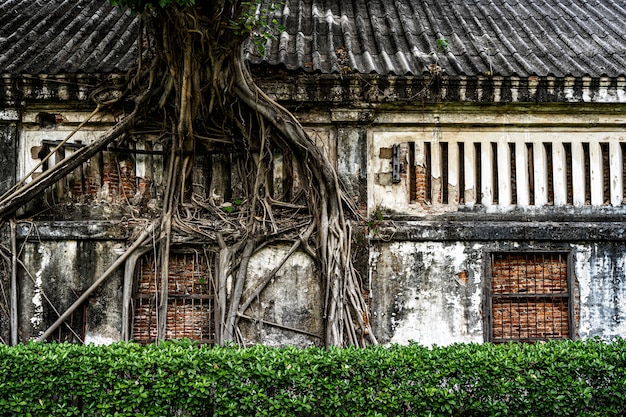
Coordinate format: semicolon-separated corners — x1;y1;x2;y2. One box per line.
545;143;554;205
491;142;499;205
564;143;573;205
459;143;466;204
509;143;517;205
527;143;535;205
425;142;432;203
46;300;87;344
441;142;449;204
601;143;610;205
35;137;163;205
475;143;482;203
409;142;417;203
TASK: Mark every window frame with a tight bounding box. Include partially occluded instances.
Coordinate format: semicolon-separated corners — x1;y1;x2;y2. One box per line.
131;249;216;345
484;249;575;343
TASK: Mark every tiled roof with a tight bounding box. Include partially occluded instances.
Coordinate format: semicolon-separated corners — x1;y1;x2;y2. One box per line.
1;0;626;77
0;0;138;74
254;0;626;77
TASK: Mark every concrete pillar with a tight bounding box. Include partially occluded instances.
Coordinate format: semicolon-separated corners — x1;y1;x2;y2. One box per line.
609;141;623;206
431;140;442;204
552;142;567;206
571;142;585;207
463;141;476;206
497;140;511;206
515;141;530;207
589;142;603;206
481;141;493;206
533;142;548;207
448;142;459;205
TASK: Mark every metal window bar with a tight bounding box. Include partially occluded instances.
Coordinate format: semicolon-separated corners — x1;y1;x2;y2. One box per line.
490;253;570;343
132;252;216;345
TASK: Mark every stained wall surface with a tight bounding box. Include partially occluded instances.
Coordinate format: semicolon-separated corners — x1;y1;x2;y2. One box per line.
240;246;323;347
370;240;626;346
18;239;124;344
3;89;626;347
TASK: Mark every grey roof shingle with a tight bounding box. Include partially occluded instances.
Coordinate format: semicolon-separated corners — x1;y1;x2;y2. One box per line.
0;0;138;74
252;0;626;77
1;0;626;77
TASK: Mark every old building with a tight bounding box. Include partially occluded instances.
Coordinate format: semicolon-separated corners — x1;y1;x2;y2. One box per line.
1;0;626;346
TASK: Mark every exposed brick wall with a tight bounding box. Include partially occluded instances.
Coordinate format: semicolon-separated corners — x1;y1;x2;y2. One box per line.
492;299;569;340
491;253;570;342
492;253;568;294
37;143;159;205
414;164;427;203
102;154;139;203
132;253;215;344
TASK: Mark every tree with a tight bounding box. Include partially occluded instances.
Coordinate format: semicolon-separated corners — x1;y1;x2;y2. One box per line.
0;0;376;347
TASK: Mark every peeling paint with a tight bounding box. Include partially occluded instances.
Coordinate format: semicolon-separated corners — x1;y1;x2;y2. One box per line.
84;334;116;345
30;245;50;334
575;244;626;340
372;241;483;346
240;246;322;347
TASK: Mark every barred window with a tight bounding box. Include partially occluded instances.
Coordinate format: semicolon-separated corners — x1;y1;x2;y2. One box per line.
132;252;216;345
488;252;573;343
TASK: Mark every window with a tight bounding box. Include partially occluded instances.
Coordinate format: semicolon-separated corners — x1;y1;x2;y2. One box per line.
488;252;573;343
132;252;216;345
372;131;626;213
29;135;163;205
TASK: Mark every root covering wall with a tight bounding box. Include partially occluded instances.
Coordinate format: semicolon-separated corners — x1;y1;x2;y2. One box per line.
3;81;626;347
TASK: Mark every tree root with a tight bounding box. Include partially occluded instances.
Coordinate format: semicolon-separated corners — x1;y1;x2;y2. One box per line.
2;4;377;347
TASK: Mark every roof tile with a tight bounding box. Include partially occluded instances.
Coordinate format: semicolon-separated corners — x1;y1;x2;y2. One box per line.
1;0;625;77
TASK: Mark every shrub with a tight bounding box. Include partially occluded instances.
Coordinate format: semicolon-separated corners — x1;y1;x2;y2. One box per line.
0;339;624;416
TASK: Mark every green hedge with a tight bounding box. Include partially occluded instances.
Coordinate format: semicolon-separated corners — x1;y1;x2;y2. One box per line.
0;339;625;416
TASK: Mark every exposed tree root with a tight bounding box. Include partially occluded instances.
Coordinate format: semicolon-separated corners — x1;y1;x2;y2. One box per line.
0;3;376;347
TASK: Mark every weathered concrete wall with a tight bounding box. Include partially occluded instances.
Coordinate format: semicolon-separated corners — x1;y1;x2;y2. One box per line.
336;125;368;210
5;87;626;348
0;110;19;195
370;241;484;346
258;74;626;105
240;245;323;347
368;107;626;216
370;239;626;346
574;243;626;340
18;239;124;344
